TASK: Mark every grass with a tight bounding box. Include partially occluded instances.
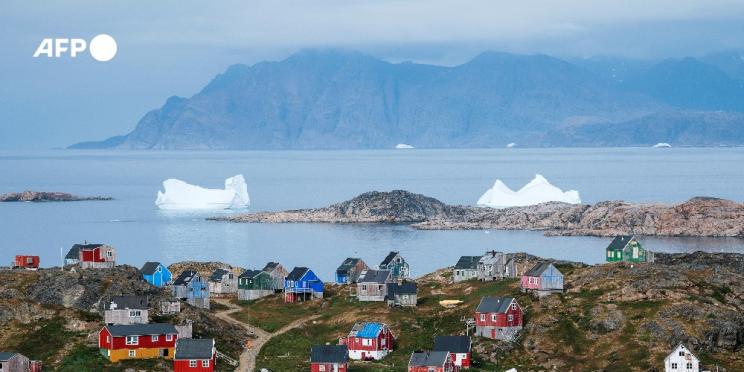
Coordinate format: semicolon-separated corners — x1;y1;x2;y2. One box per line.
56;345;167;372
11;317;82;364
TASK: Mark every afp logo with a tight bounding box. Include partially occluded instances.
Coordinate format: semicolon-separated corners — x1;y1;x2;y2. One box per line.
33;34;117;62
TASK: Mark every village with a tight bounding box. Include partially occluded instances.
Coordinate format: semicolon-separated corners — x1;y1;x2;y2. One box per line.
1;236;739;372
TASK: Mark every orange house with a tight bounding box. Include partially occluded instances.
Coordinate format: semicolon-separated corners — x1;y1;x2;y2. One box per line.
99;323;178;362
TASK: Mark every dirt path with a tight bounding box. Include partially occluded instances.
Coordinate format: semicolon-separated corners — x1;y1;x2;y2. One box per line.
213;298;320;372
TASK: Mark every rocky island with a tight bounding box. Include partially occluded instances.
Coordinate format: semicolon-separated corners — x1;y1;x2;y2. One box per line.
0;190;112;202
210;190;744;237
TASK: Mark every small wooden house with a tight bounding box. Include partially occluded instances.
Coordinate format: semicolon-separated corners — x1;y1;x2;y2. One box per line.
433;336;471;369
386;281;417;307
664;344;699;372
65;243;115;269
474;296;523;341
141;262;172;287
173;271;210;309
520;262;564;297
13;255;39;270
159;301;181;315
453;256;480;283
379;251;410;280
310;344;348;372
0;352;31;372
408;351;457;372
98;323;178;362
356;269;392;302
477;251;516;281
284;267;323;303
335;257;369;284
173;338;216;372
606;235;653;263
237;269;274;301
341;322;394;360
262;262;288;291
208;268;237;294
104;296;149;325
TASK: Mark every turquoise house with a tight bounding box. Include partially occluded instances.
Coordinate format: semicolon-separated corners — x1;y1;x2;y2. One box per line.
140;261;172;287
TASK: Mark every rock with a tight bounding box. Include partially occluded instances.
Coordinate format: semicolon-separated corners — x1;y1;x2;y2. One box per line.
590;304;624;333
0;190;112;202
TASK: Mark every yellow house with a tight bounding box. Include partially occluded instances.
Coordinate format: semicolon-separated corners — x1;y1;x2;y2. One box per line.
99;323;178;362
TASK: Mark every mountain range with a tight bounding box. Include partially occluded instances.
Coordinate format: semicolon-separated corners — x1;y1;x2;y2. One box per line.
71;49;744;149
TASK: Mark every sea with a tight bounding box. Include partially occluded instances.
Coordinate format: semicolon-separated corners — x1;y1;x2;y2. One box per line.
1;148;743;278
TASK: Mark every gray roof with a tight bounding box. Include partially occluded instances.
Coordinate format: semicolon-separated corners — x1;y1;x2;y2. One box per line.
454;256;480;270
65;246;80;260
433;336;471;354
239;269;264;279
175;338;214;360
524;262;558;277
358;269;391;284
174;270;198;286
105;295;149;310
380;251;400;266
106;323;177;337
310;345;348;363
476;296;515;313
607;235;635;251
140;262;163;275
209;268;231;282
0;352;19;361
386;281;417;296
409;350;449;367
479;251;505;264
262;262;280;272
336;258;361;274
286;267;309;281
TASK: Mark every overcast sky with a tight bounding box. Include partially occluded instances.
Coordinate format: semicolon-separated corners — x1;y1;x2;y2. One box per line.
2;0;744;149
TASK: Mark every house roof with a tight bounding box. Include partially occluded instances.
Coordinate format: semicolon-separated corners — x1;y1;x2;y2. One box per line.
476;296;515;313
310;345;348;363
0;352;18;361
358;269;391;284
105;295;149;310
386;281;417;296
286;267;311;281
524;262;557;277
336;258;361;274
454;256;480;270
65;246;80;260
262;262;280;272
433;336;471;354
380;251;400;266
209;268;231;282
105;323;177;337
239;269;264;279
665;343;698;362
349;322;384;338
607;235;635;251
479;251;505;264
173;270;198;286
140;262;163;275
175;338;214;360
72;243;104;251
409;351;449;367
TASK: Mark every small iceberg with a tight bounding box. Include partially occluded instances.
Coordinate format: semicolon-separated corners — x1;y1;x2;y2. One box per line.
477;174;581;208
652;142;672;148
155;175;250;210
506;143;516;148
395;143;415;149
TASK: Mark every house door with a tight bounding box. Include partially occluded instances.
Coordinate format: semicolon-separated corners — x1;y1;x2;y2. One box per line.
633;247;639;258
361;351;366;360
160;348;169;357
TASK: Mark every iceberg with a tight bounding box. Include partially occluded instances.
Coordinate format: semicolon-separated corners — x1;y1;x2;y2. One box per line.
652;142;672;148
506;142;517;148
477;174;581;208
395;143;415;149
155;175;250;210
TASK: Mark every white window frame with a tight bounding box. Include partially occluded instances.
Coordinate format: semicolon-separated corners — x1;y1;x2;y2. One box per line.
479;314;485;321
511;303;517;310
508;314;514;322
129;310;141;317
166;334;173;341
107;335;111;344
362;339;372;346
671;363;677;369
128;349;136;357
319;365;326;372
686;363;693;370
106;250;113;257
189;360;197;367
491;314;497;322
202;360;210;367
125;336;138;345
151;335;158;342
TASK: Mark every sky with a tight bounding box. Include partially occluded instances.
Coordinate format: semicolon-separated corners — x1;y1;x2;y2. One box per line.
2;0;744;149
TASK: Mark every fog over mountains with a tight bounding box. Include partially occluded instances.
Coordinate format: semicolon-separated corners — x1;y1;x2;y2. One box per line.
71;49;744;149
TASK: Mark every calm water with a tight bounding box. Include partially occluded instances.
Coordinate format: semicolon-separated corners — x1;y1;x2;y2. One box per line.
1;148;743;278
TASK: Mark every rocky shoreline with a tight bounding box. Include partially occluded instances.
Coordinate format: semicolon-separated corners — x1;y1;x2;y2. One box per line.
209;190;744;237
0;190;112;202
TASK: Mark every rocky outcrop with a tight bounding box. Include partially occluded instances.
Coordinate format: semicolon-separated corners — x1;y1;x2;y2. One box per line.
0;190;112;202
211;191;744;237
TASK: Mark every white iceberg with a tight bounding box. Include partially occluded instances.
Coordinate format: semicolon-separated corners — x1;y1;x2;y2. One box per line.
652;142;672;148
506;142;517;148
155;175;250;210
395;143;415;149
477;174;581;208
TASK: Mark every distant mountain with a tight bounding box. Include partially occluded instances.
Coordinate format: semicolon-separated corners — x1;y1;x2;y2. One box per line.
71;49;744;149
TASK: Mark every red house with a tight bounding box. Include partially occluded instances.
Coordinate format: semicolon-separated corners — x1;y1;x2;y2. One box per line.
98;323;178;362
340;322;394;360
474;296;523;341
310;344;348;372
408;351;458;372
174;338;216;372
65;243;116;269
433;336;471;368
13;255;39;270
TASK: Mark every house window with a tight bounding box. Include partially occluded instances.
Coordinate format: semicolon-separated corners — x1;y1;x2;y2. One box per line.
686;363;693;370
508;314;514;322
679;351;684;356
166;334;173;341
361;284;367;291
511;303;517;310
491;314;497;322
125;336;138;345
151;335;158;342
129;310;141;317
671;363;677;369
128;350;136;357
480;314;485;321
319;366;326;372
189;360;197;367
107;251;113;257
362;339;372;346
157;266;162;272
607;251;612;258
202;360;210;367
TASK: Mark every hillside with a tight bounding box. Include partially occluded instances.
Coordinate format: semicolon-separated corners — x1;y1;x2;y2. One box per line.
71;50;744;150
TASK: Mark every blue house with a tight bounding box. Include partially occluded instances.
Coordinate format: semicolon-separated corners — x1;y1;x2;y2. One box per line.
284;267;323;303
520;262;564;297
140;261;172;287
173;270;210;309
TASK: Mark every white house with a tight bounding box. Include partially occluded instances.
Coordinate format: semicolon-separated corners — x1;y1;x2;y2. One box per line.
665;344;699;372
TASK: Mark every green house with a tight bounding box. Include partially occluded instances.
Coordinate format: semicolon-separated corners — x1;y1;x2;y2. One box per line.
606;235;652;263
237;269;275;300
